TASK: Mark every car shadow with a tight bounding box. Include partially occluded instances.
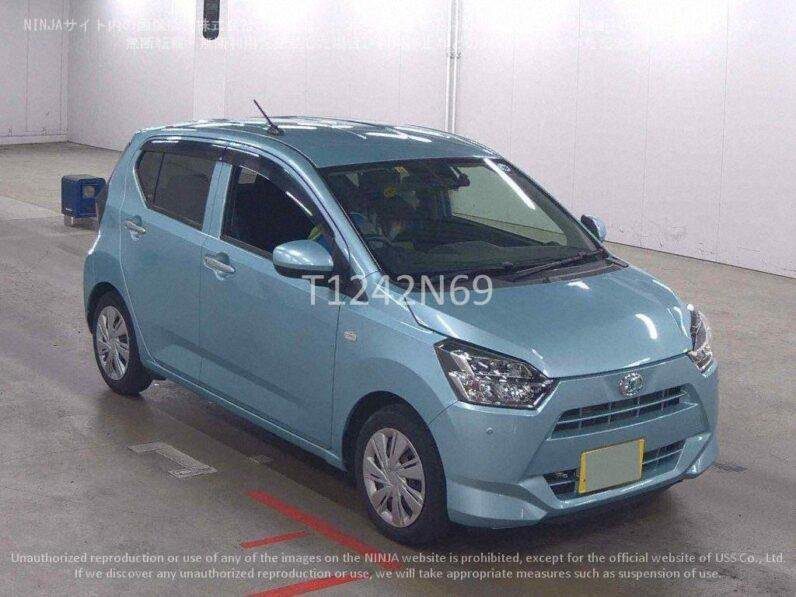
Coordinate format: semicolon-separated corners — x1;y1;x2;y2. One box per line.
142;380;678;553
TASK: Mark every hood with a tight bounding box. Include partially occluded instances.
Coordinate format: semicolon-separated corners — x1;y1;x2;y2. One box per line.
406;266;692;378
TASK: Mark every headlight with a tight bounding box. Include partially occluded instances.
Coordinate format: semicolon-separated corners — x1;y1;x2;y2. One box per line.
435;340;555;409
687;305;714;372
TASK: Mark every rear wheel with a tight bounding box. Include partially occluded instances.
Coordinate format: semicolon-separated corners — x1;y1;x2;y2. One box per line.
91;292;152;396
355;404;449;545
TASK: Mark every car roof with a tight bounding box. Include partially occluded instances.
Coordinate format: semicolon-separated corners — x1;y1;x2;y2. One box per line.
144;116;499;168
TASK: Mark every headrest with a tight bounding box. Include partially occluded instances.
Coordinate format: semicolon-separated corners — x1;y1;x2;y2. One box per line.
358;168;400;196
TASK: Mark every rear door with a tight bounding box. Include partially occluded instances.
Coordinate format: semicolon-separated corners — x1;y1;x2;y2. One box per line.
199;149;341;446
120;139;222;382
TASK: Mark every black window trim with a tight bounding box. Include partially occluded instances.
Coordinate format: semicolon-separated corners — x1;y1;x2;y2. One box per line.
134;138;224;231
218;148;340;262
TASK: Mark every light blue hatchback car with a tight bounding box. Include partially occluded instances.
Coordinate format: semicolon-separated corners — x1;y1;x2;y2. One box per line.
84;117;718;544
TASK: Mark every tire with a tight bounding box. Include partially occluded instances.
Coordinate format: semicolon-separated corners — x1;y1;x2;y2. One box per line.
91;292;152;396
355;403;449;545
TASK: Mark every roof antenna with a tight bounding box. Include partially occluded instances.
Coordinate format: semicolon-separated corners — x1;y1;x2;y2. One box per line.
252;99;283;136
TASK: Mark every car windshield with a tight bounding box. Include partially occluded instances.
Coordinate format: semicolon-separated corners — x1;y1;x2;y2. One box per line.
320;158;598;279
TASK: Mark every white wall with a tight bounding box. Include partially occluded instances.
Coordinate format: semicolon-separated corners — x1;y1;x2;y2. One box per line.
718;0;795;275
223;0;450;127
71;0;450;148
34;0;795;276
0;0;68;144
67;0;196;150
456;0;795;277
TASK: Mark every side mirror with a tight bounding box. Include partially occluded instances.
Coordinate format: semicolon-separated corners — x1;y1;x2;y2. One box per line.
580;214;607;242
273;239;335;280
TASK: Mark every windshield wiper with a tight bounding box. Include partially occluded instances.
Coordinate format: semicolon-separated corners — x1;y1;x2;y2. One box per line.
509;249;608;281
406;262;518;280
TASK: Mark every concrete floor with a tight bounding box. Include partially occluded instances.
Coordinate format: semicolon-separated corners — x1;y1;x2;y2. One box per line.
0;142;793;596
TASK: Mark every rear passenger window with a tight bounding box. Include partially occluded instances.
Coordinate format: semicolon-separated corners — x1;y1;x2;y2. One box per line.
222;165;316;255
153;154;215;227
136;147;216;229
136;151;163;203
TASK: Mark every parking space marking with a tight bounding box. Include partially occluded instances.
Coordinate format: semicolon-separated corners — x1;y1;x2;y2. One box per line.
247;490;402;572
128;442;217;478
247;572;368;597
241;530;310;550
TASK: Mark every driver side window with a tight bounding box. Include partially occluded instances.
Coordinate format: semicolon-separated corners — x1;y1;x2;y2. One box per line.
222;164;316;256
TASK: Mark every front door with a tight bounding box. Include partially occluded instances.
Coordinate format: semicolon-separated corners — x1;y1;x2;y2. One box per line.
120;139;221;382
199;153;340;446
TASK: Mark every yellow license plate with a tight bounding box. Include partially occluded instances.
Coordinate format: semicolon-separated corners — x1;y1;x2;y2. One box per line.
578;438;645;494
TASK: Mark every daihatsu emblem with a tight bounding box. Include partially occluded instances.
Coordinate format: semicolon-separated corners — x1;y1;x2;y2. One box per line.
619;372;644;396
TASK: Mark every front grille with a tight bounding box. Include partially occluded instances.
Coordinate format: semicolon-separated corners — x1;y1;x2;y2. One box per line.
552;387;685;437
544;440;685;499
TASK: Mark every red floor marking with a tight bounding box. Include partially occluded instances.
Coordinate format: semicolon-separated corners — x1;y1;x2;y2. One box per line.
247;490;402;571
241;530;310;550
248;572;368;597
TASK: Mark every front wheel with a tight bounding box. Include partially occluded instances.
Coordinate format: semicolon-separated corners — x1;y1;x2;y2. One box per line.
91;292;152;396
355;404;449;545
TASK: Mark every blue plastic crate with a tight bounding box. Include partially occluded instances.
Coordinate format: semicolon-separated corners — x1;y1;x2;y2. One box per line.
61;175;106;221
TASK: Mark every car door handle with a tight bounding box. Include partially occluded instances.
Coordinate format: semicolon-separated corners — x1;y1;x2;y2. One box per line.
204;254;236;276
124;219;147;236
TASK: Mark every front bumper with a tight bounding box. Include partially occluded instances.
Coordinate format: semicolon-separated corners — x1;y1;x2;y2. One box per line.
429;354;718;528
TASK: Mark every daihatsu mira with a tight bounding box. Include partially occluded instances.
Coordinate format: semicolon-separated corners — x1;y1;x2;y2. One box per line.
84;117;718;544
